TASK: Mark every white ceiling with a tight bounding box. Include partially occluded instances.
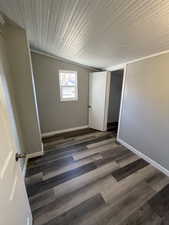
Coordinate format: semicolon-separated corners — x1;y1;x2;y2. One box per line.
0;0;169;69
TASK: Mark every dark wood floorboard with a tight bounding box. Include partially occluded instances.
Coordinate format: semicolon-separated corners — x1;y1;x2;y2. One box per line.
112;158;149;181
26;156;74;177
38;194;105;225
149;184;169;217
42;128;97;144
27;162;97;197
28;134;113;169
119;203;162;225
25;129;169;225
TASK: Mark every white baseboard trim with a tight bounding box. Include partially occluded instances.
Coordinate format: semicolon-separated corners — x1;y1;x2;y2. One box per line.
22;152;43;177
27;216;32;225
22;157;28;177
22;144;44;177
117;137;169;177
42;125;89;138
27;151;44;159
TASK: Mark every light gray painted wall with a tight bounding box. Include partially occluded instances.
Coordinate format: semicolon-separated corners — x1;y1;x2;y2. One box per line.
4;24;42;155
119;53;169;170
31;52;91;133
108;70;123;123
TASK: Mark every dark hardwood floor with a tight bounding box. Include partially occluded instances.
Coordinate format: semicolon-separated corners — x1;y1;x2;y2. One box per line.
26;129;169;225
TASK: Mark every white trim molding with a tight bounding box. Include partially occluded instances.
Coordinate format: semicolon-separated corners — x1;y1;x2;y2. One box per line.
27;216;32;225
27;151;44;159
117;64;127;138
23;143;44;177
31;49;100;71
42;125;89;138
117;138;169;177
59;70;78;102
106;64;126;71
22;157;28;177
106;49;169;71
23;151;44;177
104;71;111;131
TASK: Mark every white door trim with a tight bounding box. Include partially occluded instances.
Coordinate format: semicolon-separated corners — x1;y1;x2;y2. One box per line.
116;65;127;139
89;71;110;131
106;65;126;137
103;72;111;131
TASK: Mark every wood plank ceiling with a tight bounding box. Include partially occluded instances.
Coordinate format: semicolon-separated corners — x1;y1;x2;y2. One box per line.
0;0;169;69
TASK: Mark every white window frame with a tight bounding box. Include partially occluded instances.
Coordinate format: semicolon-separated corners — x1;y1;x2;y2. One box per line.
59;70;78;102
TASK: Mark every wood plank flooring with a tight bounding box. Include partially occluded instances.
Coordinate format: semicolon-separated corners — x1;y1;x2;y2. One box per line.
26;129;169;225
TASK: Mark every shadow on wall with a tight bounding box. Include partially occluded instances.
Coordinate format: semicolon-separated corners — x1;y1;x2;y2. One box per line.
107;69;123;132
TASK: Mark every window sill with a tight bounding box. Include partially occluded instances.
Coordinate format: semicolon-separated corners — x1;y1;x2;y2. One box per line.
60;98;78;102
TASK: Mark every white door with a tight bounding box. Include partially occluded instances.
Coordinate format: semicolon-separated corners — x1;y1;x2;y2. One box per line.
89;71;110;131
0;35;32;225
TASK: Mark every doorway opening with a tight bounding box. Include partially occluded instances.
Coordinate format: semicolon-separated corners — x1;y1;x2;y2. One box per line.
107;69;124;135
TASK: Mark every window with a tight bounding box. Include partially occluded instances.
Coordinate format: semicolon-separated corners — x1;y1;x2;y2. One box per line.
59;70;78;102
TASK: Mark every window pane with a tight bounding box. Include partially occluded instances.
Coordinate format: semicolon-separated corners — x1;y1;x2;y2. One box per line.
61;87;76;99
60;72;76;86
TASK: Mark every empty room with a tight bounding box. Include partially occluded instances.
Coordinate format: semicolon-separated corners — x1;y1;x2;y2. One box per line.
0;1;169;225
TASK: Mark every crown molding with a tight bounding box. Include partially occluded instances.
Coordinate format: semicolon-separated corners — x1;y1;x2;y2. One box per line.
106;49;169;71
31;48;101;72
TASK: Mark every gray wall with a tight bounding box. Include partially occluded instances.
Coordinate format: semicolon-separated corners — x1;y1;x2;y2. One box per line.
0;29;26;169
108;70;123;123
119;53;169;170
31;52;91;133
4;24;42;155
